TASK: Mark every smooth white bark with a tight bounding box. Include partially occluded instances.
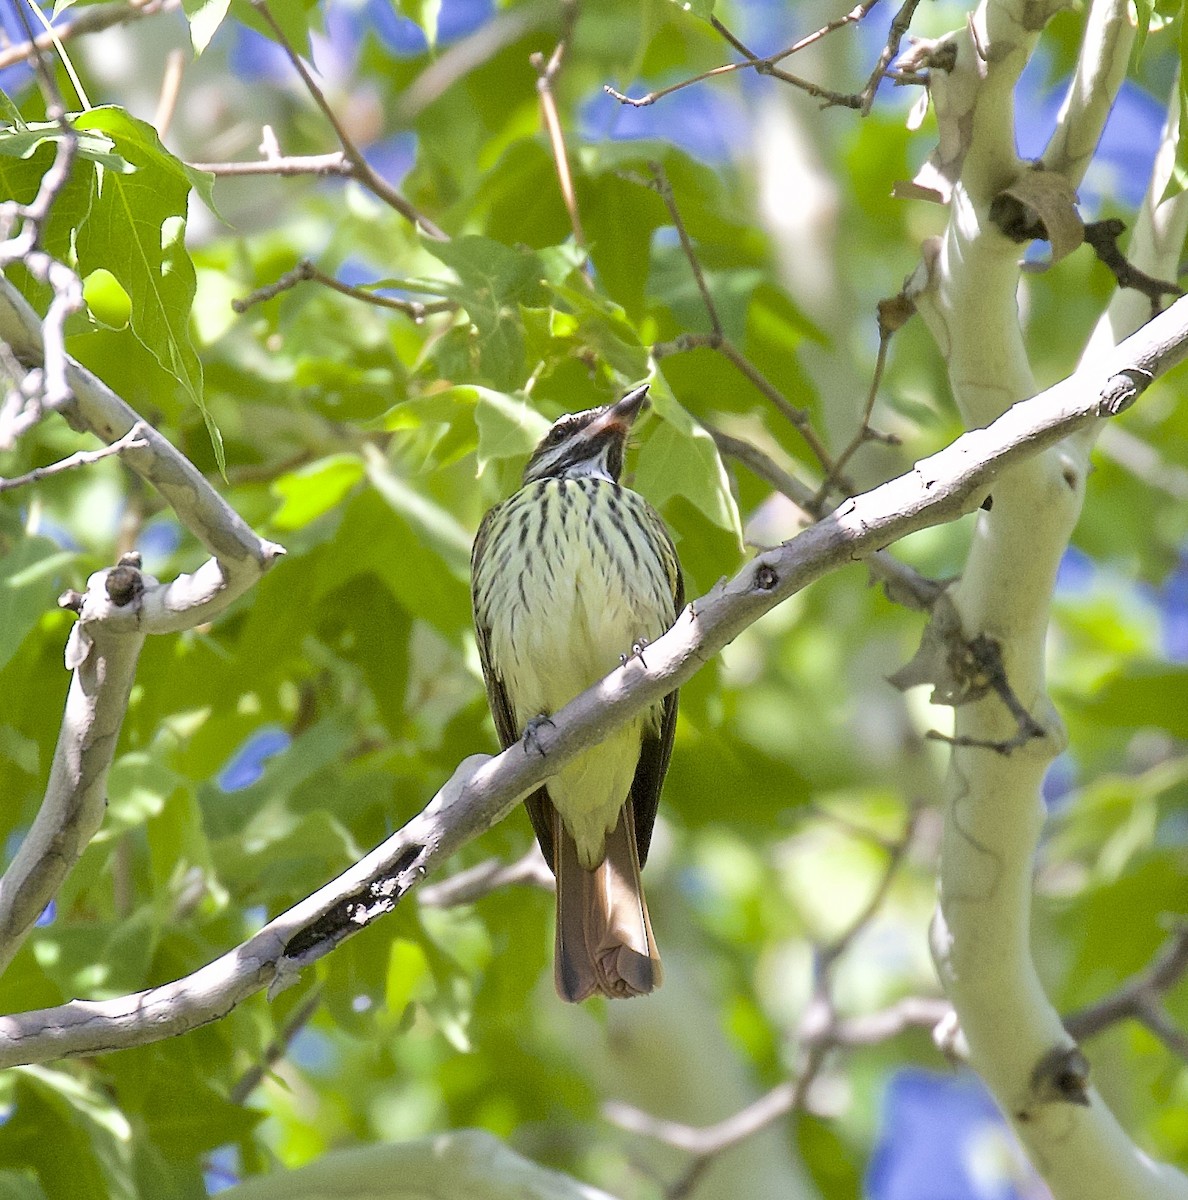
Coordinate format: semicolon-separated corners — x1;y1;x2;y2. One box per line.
913;2;1188;1197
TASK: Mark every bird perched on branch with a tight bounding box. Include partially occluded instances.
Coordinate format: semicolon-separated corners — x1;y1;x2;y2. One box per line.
471;384;683;1002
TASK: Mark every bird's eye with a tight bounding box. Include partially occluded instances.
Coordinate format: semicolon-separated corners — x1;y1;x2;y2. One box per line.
547;425;568;445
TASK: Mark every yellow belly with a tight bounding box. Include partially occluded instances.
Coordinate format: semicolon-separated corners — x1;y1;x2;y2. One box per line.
474;477;675;863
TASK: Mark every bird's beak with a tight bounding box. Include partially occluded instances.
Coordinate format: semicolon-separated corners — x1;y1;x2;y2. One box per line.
586;384;650;439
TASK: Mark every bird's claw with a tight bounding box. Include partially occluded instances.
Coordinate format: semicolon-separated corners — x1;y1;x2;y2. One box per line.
522;714;555;758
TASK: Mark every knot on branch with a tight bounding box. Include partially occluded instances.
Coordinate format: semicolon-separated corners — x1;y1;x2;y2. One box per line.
753;562;779;591
105;551;144;608
1098;367;1154;417
1018;1045;1091;1120
889;595;1047;753
989;168;1083;264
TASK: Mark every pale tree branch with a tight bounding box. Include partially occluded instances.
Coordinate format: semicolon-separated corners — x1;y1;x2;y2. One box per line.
186;150;354;179
908;2;1188;1197
606;920;1188;1189
0;275;285;975
0;0;83;423
1040;0;1134;186
0;298;1185;1065
0;421;147;491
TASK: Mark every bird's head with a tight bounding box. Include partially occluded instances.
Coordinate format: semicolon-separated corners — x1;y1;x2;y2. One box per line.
522;385;650;485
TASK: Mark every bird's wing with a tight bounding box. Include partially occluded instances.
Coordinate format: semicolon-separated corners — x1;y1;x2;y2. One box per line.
472;505;558;869
630;515;684;867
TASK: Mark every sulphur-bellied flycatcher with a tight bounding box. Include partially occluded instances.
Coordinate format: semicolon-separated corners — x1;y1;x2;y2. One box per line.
471;385;683;1002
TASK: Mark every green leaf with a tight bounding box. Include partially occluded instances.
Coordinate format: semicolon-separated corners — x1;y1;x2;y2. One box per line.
1078;665;1188;739
422;236;548;388
183;0;232;52
474;388;547;472
364;445;472;579
0;1067;136;1200
546;281;650;379
271;454;366;530
69;107;214;463
634;400;743;539
0;122;131;173
0;536;74;673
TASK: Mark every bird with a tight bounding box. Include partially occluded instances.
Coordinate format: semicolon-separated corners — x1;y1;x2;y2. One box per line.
470;384;683;1002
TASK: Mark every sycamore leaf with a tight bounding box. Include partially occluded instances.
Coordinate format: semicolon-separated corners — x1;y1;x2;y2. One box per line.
0;121;132;173
70;107;216;465
634;401;742;540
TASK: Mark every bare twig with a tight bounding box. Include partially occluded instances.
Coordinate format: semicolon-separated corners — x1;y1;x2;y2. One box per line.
708;425;945;613
640;166;840;479
232;258;456;319
419;847;553;907
531;2;586;256
604;3;883;111
250;0;447;240
1064;924;1188;1052
0;422;148;492
814;294;911;504
186;151;353;178
855;0;925;114
1083;219;1184;316
0;0;85;416
230;989;322;1104
153;48;186;140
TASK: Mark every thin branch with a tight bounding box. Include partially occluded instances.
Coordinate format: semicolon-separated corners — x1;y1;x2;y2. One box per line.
1;298;1187;1064
0;276;285;977
0;0;84;415
814;293;910;504
855;0;924;115
0;422;148;492
186;151;353;178
531;2;586;256
1064;925;1188;1046
232;258;457;319
418;847;553;907
639;167;840;479
818;803;921;970
649;164;722;338
153;47;186;141
1083;219;1184;316
230;988;322;1104
250;0;447;240
0;0;176;72
604;2;884;111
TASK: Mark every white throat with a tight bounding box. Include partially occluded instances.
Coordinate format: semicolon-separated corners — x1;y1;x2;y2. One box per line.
563;453;614;481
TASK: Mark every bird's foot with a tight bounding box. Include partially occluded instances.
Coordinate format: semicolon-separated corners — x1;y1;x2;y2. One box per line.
619;637;650;670
521;714;555;758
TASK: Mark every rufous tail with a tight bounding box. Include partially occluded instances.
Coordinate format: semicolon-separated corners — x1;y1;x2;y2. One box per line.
553;800;662;1003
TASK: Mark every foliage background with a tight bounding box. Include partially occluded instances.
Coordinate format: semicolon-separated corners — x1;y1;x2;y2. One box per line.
0;0;1186;1197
